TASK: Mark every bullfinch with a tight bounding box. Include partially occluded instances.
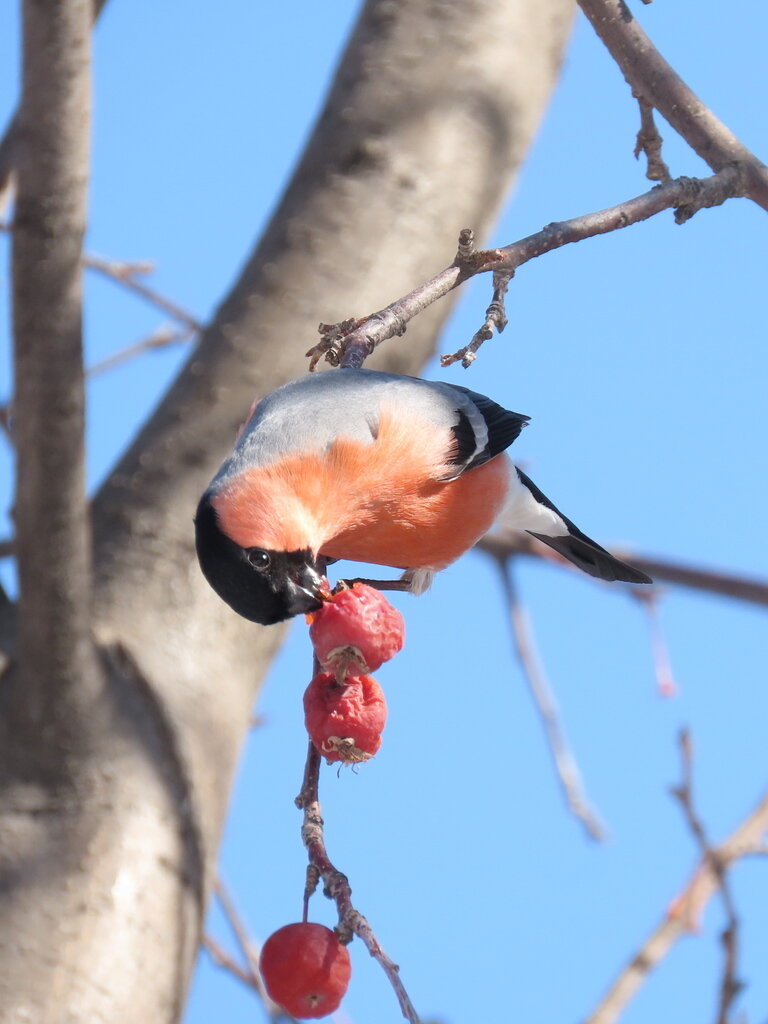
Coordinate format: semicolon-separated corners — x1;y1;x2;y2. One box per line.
195;368;651;624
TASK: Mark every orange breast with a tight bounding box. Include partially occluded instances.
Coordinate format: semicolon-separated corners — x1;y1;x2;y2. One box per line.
213;406;511;570
320;454;510;569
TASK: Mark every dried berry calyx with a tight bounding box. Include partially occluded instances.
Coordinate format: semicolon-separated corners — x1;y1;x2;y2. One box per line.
259;922;351;1019
309;583;405;680
304;671;387;764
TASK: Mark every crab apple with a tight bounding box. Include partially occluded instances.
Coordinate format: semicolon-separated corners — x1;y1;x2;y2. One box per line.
259;922;351;1019
304;671;387;764
309;583;405;679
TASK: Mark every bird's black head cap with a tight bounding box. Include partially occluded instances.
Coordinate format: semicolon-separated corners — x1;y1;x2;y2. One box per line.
194;494;324;625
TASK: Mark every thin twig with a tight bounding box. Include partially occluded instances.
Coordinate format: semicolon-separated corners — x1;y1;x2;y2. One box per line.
0;326;195;449
208;884;303;1023
441;270;511;368
83;253;203;331
1;223;202;332
203;936;302;1024
634;95;671;182
87;325;194;378
307;169;744;371
295;734;423;1024
496;557;607;841
582;786;768;1024
477;529;768;608
671;730;744;1024
632;588;677;697
202;934;258;990
214;878;263;985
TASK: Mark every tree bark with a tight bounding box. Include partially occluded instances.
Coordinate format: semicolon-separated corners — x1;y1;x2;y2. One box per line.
0;0;109;205
0;1;575;1020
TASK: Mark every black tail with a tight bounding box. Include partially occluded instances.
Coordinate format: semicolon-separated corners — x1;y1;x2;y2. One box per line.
528;530;652;584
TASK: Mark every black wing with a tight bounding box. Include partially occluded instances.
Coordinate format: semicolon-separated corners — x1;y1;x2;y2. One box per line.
443;383;530;472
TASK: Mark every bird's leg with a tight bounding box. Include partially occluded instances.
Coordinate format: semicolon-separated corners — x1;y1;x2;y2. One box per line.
335;569;435;596
338;576;413;593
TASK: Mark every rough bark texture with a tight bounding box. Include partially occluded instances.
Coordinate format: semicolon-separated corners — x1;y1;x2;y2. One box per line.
0;1;575;1021
11;0;94;711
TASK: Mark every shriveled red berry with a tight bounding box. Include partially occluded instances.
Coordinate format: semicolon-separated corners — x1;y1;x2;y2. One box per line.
309;583;405;680
260;922;351;1019
304;671;387;764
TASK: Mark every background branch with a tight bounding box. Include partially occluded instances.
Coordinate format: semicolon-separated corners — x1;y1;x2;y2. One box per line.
496;557;607;841
632;589;677;697
83;252;203;331
670;730;743;1024
583;777;768;1024
477;529;768;608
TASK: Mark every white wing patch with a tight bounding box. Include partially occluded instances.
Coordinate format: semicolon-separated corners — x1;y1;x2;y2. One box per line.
503;467;569;537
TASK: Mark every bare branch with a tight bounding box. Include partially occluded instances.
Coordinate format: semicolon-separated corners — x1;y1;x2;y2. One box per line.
296;725;423;1023
670;730;744;1024
477;529;768;608
632;589;677;697
202;935;258;991
1;223;203;332
492;169;744;260
578;0;768;209
211;879;304;1022
213;878;263;988
496;558;607;841
583;774;768;1024
0;326;193;451
83;253;203;331
87;325;194;378
12;0;98;710
2;220;198;441
314;169;744;370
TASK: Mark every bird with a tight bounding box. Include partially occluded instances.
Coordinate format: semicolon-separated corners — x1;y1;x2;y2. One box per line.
195;368;651;624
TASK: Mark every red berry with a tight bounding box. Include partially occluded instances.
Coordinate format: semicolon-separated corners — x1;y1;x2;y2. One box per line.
309;584;405;679
260;922;351;1019
304;672;387;764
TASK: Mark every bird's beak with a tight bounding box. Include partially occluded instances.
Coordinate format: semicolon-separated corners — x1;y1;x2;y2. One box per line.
285;563;327;616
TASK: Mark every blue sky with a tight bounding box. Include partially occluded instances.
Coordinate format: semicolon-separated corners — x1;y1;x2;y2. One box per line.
1;2;767;1023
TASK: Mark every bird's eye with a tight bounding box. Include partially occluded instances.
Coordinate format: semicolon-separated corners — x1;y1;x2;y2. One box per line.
246;548;271;571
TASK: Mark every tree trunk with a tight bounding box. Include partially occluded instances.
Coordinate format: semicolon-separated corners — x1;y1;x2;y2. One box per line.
0;1;575;1020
